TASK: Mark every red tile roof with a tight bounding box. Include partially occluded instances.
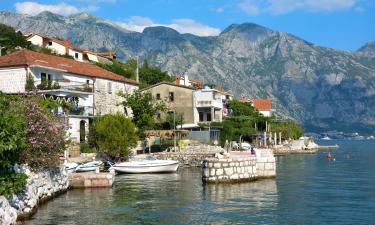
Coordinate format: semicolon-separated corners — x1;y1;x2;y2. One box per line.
0;50;138;85
252;98;271;111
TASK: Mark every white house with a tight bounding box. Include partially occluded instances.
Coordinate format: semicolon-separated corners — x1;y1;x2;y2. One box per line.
0;50;138;142
193;87;225;124
25;33;116;65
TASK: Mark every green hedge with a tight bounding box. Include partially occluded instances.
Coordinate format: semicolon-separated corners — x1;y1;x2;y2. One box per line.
0;173;28;197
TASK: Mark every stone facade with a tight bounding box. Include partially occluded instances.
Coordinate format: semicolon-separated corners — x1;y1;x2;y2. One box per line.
0;165;69;225
202;149;276;183
141;82;196;125
94;77;137;115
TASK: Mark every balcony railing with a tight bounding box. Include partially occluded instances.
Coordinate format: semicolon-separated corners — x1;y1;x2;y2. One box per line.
37;80;94;93
53;106;94;117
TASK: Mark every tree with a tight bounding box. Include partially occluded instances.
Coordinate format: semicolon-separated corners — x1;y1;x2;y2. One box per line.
119;91;166;133
139;62;174;88
218;116;257;145
90;113;138;158
0;24;32;54
271;120;304;140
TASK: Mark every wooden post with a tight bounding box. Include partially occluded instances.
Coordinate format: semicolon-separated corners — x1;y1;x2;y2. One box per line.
264;131;267;147
279;132;282;145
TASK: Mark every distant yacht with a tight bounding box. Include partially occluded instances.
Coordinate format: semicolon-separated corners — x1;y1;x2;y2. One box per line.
321;136;331;140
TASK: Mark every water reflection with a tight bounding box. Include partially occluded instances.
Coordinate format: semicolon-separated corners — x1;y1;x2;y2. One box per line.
25;141;375;225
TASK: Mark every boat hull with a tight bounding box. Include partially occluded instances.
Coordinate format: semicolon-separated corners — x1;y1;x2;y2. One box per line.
112;161;179;174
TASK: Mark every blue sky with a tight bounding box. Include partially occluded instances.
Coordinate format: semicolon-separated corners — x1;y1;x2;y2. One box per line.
0;0;374;51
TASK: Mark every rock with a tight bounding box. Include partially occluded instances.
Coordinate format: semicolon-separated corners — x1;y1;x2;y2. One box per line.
0;196;18;225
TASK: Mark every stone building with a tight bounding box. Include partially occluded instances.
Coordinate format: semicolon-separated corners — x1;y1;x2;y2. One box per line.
140;82;196;128
0;50;138;142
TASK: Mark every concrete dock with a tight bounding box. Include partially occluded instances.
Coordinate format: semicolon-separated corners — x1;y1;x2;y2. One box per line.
68;172;115;188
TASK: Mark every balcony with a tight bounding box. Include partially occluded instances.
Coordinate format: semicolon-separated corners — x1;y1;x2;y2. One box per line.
37;80;94;95
53;106;94;118
196;99;223;109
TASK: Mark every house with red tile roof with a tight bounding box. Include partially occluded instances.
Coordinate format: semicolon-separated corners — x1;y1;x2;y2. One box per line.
240;96;273;117
0;49;137;142
25;33;116;65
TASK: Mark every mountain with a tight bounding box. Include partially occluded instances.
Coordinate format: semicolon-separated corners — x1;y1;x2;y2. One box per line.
357;41;375;58
1;10;375;133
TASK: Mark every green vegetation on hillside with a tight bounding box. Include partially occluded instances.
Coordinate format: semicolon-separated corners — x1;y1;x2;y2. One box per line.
97;59;174;88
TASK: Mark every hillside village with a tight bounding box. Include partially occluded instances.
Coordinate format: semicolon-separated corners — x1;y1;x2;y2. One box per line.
0;26;284;154
0;20;332;225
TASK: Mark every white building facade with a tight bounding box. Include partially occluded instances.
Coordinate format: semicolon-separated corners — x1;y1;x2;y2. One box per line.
0;50;138;142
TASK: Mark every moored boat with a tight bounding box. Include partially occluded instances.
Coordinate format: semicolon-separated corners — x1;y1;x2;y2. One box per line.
111;156;179;174
64;162;79;173
75;161;101;172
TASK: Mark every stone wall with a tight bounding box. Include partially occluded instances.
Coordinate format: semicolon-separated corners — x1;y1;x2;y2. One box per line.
202;157;257;183
0;165;69;225
256;149;276;178
155;152;216;167
202;149;276;183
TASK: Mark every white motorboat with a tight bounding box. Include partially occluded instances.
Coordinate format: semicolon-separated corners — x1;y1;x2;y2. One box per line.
64;162;79;173
111;156;179;174
75;161;101;172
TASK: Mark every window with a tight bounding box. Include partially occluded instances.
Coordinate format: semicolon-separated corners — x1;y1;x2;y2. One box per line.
48;41;52;46
207;113;212;122
156;93;161;100
41;72;46;81
75;53;79;59
157;113;161;120
124;107;128;116
199;112;204;121
86;80;90;85
169;92;174;102
107;82;112;94
47;74;52;81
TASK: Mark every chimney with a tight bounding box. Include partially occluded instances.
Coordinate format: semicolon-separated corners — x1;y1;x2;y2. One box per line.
64;39;71;55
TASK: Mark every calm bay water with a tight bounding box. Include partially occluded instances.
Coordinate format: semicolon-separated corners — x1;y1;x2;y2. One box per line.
25;140;375;225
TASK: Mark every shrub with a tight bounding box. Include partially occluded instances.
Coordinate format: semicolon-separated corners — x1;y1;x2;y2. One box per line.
19;98;67;170
80;142;96;153
25;74;36;91
90;113;138;158
0;173;27;197
0;93;27;173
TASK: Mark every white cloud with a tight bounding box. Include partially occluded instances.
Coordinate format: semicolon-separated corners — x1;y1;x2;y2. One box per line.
117;16;221;36
238;0;261;16
15;1;98;16
238;0;359;15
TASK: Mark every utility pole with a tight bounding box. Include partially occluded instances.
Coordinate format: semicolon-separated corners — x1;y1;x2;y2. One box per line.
135;56;139;83
173;109;177;152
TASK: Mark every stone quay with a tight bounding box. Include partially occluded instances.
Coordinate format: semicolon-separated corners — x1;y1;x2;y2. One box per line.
202;149;276;183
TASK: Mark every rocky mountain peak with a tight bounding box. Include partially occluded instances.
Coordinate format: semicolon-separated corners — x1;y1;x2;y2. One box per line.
357;40;375;57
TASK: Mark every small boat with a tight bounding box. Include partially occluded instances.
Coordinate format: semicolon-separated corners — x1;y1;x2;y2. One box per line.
321;136;331;140
75;161;101;172
64;162;79;173
111;156;179;174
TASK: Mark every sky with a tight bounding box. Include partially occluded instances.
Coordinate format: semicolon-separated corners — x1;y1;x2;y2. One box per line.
0;0;374;51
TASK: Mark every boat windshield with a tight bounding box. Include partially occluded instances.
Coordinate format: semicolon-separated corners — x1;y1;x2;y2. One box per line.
144;155;157;161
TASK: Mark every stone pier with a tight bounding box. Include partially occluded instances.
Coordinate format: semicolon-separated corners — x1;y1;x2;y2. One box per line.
202;149;276;183
68;172;115;188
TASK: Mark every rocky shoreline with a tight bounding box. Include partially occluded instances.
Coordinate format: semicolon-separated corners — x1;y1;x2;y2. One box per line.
0;165;69;225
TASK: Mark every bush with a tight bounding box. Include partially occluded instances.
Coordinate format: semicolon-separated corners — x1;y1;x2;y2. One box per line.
25;74;36;91
19;98;67;170
0;173;27;197
90;113;138;158
80;142;96;153
0;93;27;173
